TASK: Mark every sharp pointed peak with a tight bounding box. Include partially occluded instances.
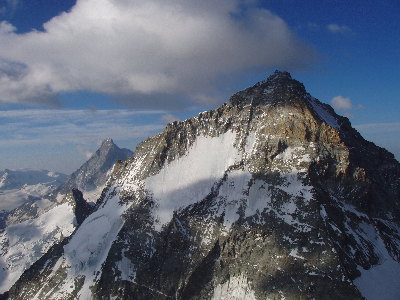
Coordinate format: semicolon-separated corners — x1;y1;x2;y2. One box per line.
99;138;117;149
96;139;119;156
101;138;114;145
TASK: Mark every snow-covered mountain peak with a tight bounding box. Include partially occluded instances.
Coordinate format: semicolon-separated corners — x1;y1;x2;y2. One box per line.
8;72;400;300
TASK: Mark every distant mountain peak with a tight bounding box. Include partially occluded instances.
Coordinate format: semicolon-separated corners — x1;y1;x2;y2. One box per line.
101;138;114;146
56;139;133;200
98;138;117;151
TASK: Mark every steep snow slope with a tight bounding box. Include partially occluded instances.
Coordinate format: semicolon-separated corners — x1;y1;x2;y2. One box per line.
0;198;75;292
145;131;241;230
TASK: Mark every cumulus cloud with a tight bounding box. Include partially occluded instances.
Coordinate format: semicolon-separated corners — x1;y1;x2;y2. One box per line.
327;23;352;34
330;95;353;110
0;0;315;107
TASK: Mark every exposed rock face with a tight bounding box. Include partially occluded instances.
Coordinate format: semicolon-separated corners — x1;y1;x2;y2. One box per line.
9;71;400;299
71;189;94;226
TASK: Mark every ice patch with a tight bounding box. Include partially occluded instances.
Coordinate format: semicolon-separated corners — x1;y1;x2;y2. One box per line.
116;251;136;281
245;179;272;218
244;131;257;156
320;205;327;220
215;170;252;228
82;186;104;203
289;248;305;260
211;274;257;300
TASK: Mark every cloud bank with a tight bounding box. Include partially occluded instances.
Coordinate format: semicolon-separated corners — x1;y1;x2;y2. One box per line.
0;0;315;107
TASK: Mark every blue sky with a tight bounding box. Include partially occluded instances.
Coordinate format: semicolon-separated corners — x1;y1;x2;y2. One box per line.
0;0;399;174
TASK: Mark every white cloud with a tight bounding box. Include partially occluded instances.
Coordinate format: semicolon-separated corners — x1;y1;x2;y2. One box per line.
0;0;315;107
330;95;353;110
327;23;352;34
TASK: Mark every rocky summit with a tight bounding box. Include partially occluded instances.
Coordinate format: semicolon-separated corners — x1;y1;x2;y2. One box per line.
9;71;400;300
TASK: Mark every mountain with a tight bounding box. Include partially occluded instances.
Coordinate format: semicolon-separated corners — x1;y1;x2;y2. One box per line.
8;71;400;300
0;139;132;294
0;169;67;212
55;138;133;202
0;191;80;295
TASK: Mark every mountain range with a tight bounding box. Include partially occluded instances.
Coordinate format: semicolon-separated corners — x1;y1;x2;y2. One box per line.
2;71;400;299
0;169;67;212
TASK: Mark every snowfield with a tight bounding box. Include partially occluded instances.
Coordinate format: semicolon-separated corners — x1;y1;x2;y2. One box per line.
0;202;75;292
